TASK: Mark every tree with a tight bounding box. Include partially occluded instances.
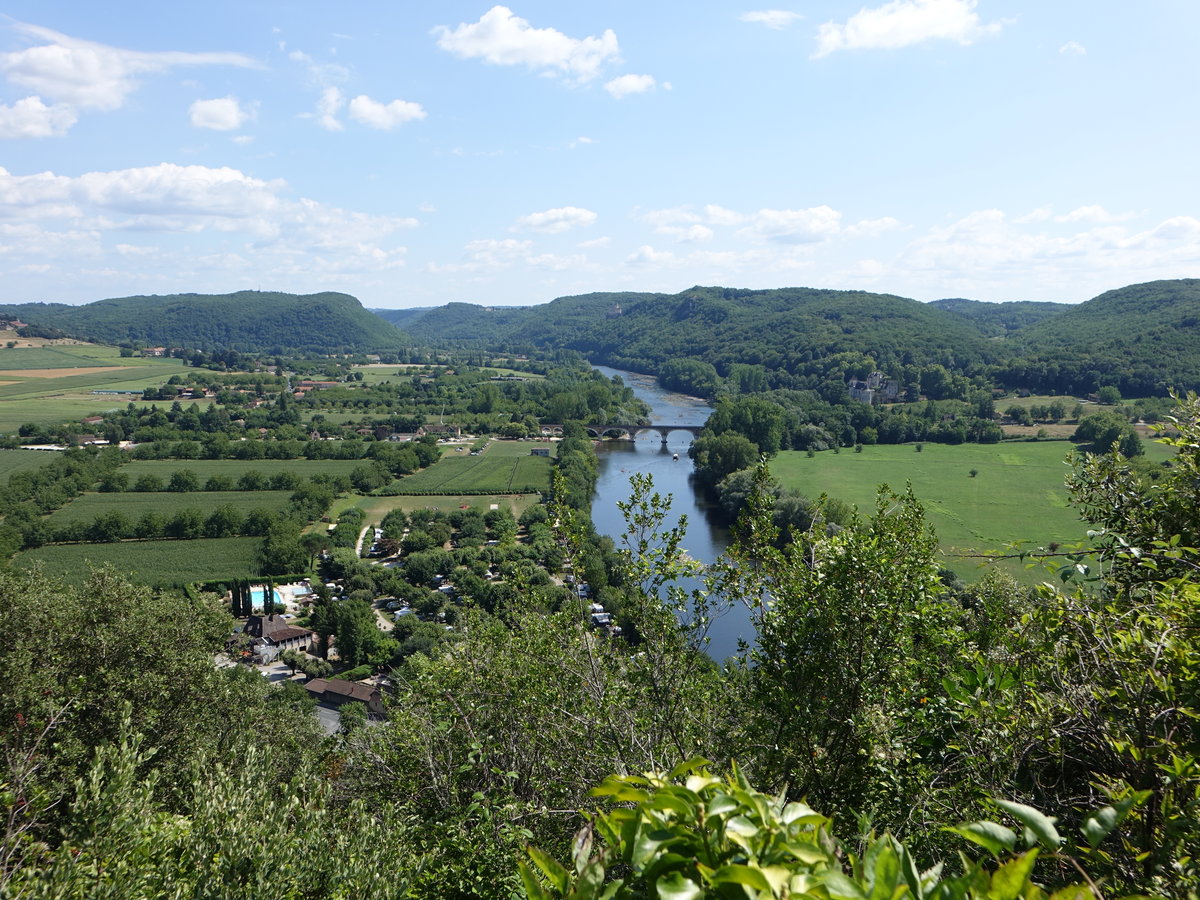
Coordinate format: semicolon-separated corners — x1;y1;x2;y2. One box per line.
333;598;388;667
688;432;758;486
167;469;201;492
719;465;957;825
259;521;307;575
1074;411;1143;456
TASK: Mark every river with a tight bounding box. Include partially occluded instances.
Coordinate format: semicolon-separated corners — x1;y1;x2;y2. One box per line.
590;365;755;662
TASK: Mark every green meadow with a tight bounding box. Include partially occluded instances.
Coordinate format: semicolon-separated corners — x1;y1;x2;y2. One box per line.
770;439;1176;584
14;536;263;586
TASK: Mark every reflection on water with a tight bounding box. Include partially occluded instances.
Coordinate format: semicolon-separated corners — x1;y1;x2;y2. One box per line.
590;366;755;661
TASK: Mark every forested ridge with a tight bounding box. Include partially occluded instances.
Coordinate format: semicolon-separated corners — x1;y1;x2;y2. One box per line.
384;279;1200;398
0;290;413;354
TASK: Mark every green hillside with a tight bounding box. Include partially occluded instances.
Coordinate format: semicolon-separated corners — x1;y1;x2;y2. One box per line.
0;290;413;354
374;301;528;346
929;297;1071;337
1001;279;1200;395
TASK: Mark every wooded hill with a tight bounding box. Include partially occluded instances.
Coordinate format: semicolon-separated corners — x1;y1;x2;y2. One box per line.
1001;278;1200;395
382;279;1200;397
0;290;413;354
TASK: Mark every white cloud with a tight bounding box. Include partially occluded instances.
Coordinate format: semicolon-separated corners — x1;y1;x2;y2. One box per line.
0;96;77;138
813;0;1007;58
569;136;595;148
0;22;259;111
514;206;597;234
626;245;679;266
604;73;656;99
845;216;902;237
189;96;253;131
0;163;417;262
433;6;620;82
1014;206;1052;224
348;94;427;129
740;10;803;30
1055;205;1134;224
1059;41;1086;55
577;235;610;248
315;86;344;131
231;135;254;145
737;206;843;243
888;209;1200;299
659;224;714;243
703;205;747;226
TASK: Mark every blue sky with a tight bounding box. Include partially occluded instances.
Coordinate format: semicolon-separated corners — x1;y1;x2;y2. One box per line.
0;1;1197;309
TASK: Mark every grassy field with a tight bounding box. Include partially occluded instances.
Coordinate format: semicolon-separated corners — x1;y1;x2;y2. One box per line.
771;439;1176;584
121;458;366;480
0;449;55;482
389;441;553;494
14;536;263;586
47;490;293;526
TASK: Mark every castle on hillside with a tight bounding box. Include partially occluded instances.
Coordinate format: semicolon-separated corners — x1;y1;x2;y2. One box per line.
847;371;900;405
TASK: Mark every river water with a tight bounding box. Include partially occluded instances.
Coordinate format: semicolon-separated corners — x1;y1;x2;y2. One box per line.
590;366;755;662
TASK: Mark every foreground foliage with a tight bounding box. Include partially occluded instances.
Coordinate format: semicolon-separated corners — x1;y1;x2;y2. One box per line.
522;763;1136;899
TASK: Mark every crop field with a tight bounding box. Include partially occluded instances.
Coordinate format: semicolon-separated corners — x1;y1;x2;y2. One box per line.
14;536;262;586
0;346;116;370
121;458;365;480
771;439;1176;584
388;443;553;494
0;449;55;482
0;354;188;431
47;490;293;526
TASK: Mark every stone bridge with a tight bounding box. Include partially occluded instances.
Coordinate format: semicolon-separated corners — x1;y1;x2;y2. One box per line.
584;423;704;444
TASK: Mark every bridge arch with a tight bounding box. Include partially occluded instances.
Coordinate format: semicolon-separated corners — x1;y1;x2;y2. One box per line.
584;423;704;444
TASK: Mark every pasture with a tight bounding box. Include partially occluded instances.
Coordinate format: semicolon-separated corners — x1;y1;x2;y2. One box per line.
388;441;553;494
121;458;365;480
47;490;293;527
770;439;1176;584
14;536;263;586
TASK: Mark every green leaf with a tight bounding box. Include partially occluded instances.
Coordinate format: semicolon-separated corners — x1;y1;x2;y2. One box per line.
518;860;556;900
655;871;702;900
864;842;902;900
996;799;1062;849
944;821;1018;856
989;849;1040;900
823;870;869;900
527;845;570;894
710;864;772;891
1080;806;1118;850
666;757;711;780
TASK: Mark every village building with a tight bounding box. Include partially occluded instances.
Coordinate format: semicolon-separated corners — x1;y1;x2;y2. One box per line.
305;678;387;716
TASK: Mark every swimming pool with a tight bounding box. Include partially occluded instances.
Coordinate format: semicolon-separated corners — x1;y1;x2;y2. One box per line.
250;587;284;607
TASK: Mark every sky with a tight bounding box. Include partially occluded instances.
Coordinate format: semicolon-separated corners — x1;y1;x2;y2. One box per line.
0;1;1197;310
